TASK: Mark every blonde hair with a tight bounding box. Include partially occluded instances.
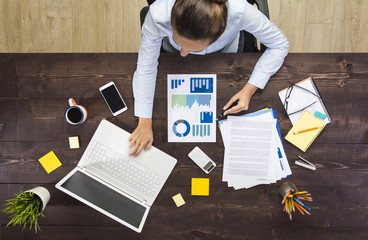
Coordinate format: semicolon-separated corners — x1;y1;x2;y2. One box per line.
171;0;228;43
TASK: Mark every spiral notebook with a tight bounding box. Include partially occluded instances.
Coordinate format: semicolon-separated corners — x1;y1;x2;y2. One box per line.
285;110;326;152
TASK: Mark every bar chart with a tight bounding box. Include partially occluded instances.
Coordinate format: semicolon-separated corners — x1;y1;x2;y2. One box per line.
190;77;213;93
171;79;185;89
192;124;211;137
200;111;213;123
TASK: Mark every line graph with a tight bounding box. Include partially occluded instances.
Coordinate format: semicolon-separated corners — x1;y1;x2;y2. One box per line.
171;95;211;109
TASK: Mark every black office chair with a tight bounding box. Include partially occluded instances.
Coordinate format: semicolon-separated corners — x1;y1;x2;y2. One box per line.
140;0;269;53
140;6;149;28
240;0;269;52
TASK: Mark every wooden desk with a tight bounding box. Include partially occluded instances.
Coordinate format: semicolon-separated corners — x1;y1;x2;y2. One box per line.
0;53;367;239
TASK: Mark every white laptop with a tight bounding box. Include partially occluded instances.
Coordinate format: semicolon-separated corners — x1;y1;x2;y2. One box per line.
56;120;177;233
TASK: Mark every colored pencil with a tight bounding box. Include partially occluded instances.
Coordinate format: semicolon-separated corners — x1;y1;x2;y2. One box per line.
295;191;308;195
281;189;312;219
294;202;305;215
294;202;311;215
292;197;310;210
289;198;292;212
293;127;319;135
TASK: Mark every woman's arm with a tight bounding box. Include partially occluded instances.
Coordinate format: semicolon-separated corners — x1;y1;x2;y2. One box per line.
223;1;289;115
130;9;163;156
223;82;258;115
128;118;153;156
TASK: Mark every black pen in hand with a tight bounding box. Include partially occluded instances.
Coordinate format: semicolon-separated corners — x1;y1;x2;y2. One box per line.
217;98;240;120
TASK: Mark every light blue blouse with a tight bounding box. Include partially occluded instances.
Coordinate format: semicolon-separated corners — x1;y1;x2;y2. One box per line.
133;0;289;118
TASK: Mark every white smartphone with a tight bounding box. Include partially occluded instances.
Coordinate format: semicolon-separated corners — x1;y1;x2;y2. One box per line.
99;81;128;116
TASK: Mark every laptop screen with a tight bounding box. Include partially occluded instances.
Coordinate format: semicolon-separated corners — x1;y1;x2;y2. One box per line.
61;170;146;228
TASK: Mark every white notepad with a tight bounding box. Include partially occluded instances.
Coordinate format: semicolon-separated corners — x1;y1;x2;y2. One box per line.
278;77;331;125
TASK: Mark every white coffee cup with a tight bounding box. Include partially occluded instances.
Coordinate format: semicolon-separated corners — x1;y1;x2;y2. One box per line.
65;98;88;125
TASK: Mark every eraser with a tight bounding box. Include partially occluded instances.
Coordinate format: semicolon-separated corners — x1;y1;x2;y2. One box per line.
172;193;185;207
69;136;80;149
314;111;326;119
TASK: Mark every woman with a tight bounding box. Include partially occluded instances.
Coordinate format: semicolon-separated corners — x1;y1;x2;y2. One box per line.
129;0;289;156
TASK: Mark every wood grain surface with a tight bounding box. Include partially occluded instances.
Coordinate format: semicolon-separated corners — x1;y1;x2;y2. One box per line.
0;53;367;240
1;0;368;53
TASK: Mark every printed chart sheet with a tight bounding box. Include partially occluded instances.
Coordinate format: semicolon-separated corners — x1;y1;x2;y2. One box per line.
168;74;216;142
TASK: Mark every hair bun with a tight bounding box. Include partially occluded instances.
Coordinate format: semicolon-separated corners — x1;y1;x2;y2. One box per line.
211;0;227;5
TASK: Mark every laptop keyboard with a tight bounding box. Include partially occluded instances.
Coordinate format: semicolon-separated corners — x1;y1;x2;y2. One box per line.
83;141;163;198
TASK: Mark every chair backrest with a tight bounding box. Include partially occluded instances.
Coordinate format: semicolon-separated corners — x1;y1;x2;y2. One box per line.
247;0;269;19
140;6;149;28
242;0;269;52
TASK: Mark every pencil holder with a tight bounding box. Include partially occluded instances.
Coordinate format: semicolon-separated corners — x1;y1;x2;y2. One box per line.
279;182;298;198
280;182;313;220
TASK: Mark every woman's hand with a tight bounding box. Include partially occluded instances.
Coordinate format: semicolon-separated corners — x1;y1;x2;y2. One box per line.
128;118;153;157
223;83;258;116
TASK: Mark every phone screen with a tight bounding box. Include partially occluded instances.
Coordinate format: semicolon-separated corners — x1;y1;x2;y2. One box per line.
101;85;126;113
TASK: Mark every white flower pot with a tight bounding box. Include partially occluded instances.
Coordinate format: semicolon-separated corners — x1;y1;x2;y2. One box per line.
28;187;50;211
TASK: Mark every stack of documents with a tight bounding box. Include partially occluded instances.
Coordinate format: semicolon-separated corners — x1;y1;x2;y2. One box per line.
218;109;291;189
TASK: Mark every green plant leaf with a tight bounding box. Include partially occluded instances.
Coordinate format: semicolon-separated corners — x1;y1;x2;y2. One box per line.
1;190;45;233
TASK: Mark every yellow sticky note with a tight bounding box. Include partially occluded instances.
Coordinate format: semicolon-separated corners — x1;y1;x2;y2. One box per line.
191;178;209;196
69;136;80;149
172;193;185;207
38;151;62;174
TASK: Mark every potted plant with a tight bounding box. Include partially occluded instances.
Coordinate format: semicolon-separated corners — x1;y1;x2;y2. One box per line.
2;186;50;233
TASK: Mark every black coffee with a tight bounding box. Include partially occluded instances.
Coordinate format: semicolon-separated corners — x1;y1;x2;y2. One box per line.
67;107;83;123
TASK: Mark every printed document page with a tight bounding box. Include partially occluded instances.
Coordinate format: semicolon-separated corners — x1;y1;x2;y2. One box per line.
168;74;216;142
222;117;276;184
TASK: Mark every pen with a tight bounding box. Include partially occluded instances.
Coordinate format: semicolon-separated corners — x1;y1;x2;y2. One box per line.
293;127;319;135
217;98;240;120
